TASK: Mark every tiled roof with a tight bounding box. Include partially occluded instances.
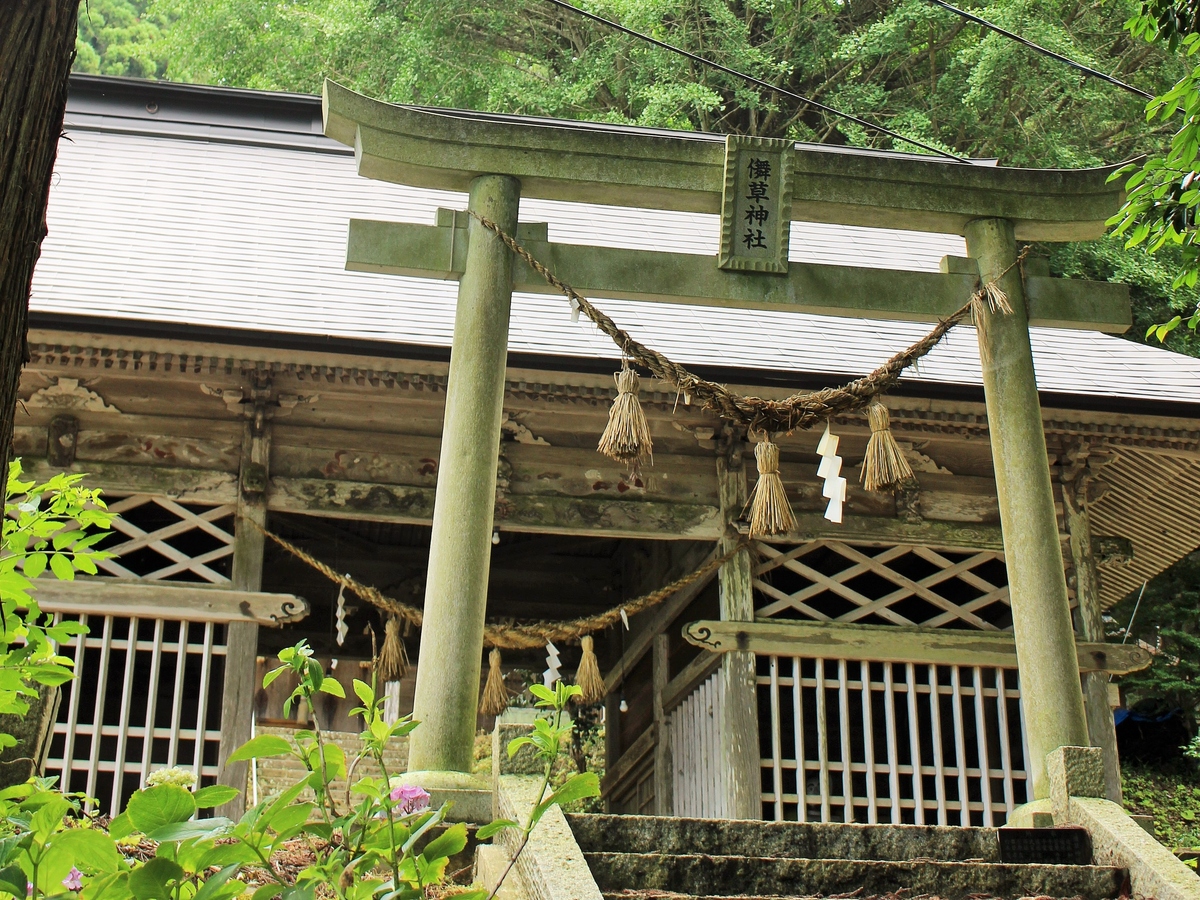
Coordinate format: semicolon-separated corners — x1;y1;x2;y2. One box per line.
29;77;1200;407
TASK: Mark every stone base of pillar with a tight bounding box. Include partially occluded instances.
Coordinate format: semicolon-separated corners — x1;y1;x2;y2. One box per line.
1006;798;1055;828
395;770;493;824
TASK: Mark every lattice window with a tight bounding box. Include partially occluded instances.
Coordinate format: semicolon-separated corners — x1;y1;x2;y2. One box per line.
754;540;1011;631
758;656;1029;826
94;495;236;584
45;614;227;816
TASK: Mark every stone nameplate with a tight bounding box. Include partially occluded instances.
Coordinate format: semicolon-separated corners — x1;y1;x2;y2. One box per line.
997;826;1093;865
718;134;793;274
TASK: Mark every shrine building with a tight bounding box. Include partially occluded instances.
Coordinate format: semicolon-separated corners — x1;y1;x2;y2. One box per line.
21;73;1200;831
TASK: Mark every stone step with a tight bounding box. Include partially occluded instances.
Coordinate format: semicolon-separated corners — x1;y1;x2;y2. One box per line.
567;813;1001;862
582;852;1127;900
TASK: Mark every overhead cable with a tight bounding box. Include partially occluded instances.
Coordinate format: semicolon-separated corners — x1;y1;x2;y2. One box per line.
540;0;968;162
919;0;1155;101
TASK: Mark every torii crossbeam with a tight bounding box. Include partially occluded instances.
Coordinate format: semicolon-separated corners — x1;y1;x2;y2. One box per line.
323;80;1131;807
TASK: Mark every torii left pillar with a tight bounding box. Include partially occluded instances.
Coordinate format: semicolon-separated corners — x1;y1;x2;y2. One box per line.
406;175;520;786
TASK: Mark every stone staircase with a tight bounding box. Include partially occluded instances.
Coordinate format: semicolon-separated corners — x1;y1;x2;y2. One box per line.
566;814;1129;900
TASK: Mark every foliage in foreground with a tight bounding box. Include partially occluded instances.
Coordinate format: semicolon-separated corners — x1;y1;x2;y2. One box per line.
0;462;111;748
0;464;598;898
0;635;598;899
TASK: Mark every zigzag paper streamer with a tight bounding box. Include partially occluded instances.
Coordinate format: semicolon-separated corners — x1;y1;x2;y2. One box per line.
816;424;847;524
334;583;349;647
543;641;562;688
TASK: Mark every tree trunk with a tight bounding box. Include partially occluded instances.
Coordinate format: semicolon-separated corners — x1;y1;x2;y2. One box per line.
0;0;79;476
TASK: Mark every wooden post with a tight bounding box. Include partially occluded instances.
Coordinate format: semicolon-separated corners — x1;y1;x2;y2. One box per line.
217;386;271;816
407;174;520;774
1061;448;1123;803
653;634;673;816
716;445;761;819
965;218;1089;800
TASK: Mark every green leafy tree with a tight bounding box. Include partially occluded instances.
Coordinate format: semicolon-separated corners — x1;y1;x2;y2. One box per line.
74;0;169;78
0;462;110;754
143;0;1200;355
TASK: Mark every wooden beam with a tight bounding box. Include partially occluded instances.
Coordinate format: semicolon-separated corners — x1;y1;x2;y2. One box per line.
682;619;1152;675
652;634;672;816
219;398;272;816
760;514;1004;550
324;81;1125;241
21;459;237;504
269;475;723;539
347;219;1129;332
715;451;761;820
33;578;307;625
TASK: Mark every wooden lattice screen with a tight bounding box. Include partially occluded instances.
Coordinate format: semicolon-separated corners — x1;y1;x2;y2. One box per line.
753;539;1030;826
42;494;236;815
95;495;236;583
45;614;227;816
754;540;1012;630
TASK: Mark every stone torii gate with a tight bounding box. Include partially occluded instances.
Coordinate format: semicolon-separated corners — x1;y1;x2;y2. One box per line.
322;81;1131;812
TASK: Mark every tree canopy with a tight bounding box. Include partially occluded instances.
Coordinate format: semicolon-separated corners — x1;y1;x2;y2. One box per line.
73;0;1200;350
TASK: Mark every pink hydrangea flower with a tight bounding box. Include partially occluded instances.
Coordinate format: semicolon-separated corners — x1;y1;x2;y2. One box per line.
62;867;83;891
389;783;430;815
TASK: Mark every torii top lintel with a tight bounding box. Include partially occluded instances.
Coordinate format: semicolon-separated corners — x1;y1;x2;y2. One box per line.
323;80;1126;242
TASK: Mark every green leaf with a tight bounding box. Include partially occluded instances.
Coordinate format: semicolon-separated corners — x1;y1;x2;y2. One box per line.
352;679;374;707
49;553;74;581
193;784;240;809
531;772;600;827
192;864;243;900
319;677;345;698
145;817;232;843
475;818;518;840
251;884;283;900
30;794;70;843
107;811;134;840
421;821;468;861
40;827;122;891
129;856;184;900
126;784;197;834
528;684;555;704
265;802;314;837
228;734;292;763
0;865;27;899
23;554;46;580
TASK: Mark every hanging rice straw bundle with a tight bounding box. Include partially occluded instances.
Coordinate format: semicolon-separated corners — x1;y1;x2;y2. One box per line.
860;400;914;491
748;437;796;538
479;647;509;716
574;636;605;705
376;614;408;684
598;365;652;465
971;279;1013;322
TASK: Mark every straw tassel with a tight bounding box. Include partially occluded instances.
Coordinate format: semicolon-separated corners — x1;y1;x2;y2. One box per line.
574;636;605;705
598;365;652;465
376;614;408;684
479;647;509;716
860;401;914;492
748;437;796;538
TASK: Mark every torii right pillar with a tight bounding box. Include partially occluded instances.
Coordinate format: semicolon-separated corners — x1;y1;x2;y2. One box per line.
965;218;1090;801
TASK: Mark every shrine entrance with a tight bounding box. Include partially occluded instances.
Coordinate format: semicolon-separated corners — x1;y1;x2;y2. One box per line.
319;80;1133;814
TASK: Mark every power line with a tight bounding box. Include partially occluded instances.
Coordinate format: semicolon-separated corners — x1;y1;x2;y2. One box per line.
919;0;1155;101
541;0;968;162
